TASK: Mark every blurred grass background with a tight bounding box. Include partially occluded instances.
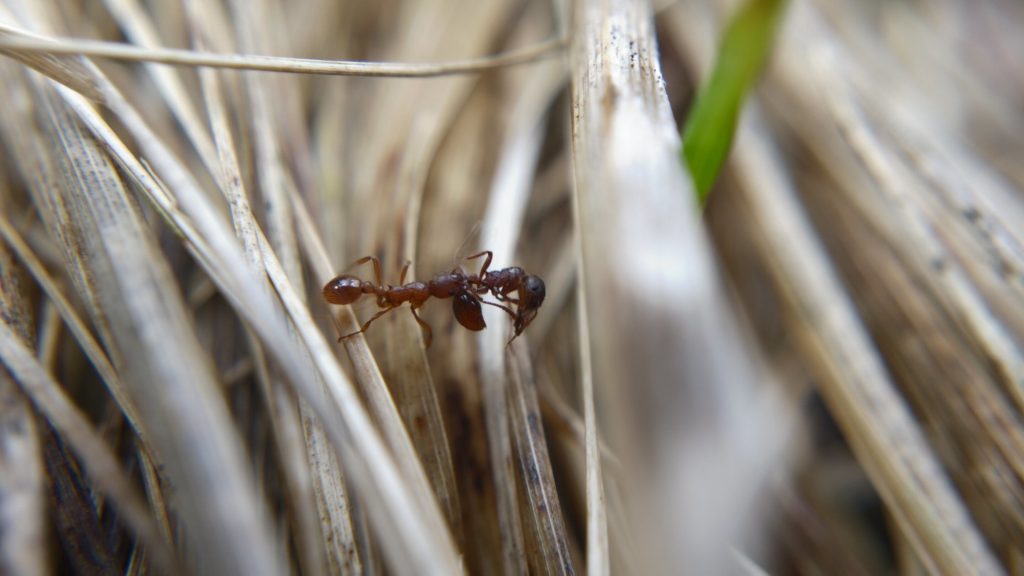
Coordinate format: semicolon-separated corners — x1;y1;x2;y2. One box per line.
1;0;1023;574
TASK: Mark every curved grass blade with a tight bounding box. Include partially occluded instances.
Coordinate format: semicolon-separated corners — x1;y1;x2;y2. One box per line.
681;0;788;202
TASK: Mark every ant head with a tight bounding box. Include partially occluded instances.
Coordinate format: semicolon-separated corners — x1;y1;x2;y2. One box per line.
323;275;363;305
520;275;546;310
511;275;545;338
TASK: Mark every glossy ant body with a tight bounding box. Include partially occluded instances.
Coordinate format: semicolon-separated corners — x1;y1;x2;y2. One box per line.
322;251;545;347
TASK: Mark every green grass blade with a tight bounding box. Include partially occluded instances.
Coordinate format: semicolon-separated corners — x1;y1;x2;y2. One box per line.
682;0;788;202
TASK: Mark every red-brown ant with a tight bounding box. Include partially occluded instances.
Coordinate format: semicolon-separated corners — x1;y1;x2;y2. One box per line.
322;251;545;347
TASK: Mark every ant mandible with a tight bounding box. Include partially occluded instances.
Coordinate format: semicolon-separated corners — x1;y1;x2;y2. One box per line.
322;251;545;347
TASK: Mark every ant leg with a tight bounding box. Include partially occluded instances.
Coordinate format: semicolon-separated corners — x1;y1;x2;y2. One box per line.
410;307;433;348
347;255;384;286
398;261;411;285
490;291;519;305
479;298;516;321
465;250;493;278
338;305;399;341
479;299;519;346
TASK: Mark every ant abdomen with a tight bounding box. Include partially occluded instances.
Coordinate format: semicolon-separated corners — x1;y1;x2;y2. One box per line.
323;275;364;305
453;292;486;331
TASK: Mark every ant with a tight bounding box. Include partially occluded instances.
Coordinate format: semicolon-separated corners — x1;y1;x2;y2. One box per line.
322;251;545;347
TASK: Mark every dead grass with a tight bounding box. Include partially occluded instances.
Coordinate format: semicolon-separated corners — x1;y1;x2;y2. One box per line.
0;0;1022;575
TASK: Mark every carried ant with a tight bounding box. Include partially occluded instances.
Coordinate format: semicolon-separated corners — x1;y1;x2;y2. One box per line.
322;251;545;347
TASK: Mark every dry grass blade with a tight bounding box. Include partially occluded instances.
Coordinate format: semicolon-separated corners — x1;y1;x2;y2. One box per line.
19;28;461;570
0;215;147;441
334;4;533;572
477;337;526;575
0;210;175;547
474;13;575;566
268;204;456;569
475;82;545;576
0;242;45;576
371;317;464;539
4;0;1017;573
0;24;101;100
0;26;566;77
573;236;608;576
808;65;1020;569
292;199;462;574
0;317;177;574
570;0;787;573
731;1;1022;569
23;74;286;575
812;55;1024;408
354;106;464;538
100;0;219;175
300;422;361;575
508;346;576;574
737;101;1001;575
537;383;623;476
218;3;332;573
666;3;1005;573
293;183;464;563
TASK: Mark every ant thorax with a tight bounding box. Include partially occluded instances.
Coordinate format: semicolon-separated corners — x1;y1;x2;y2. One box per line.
482;266;526;296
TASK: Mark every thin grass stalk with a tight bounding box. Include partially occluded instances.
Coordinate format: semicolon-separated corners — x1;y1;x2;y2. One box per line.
508;346;577;573
340;5;531;572
15;34;460;571
0;26;566;77
292;175;463;574
572;175;609;576
0;322;178;574
28;73;285;575
570;0;786;573
215;3;332;573
0;216;146;443
380;120;464;539
738;99;1002;575
100;0;219;176
475;13;576;565
0;210;178;551
666;3;1006;572
0;241;46;576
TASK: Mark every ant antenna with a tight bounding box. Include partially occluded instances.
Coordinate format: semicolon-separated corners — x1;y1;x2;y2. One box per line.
450;222;482;269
